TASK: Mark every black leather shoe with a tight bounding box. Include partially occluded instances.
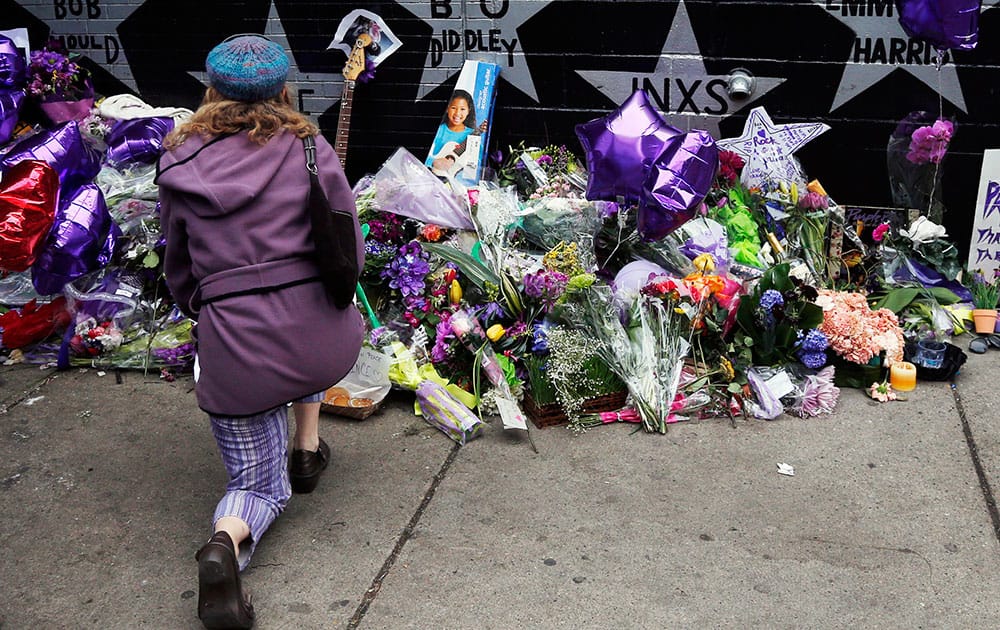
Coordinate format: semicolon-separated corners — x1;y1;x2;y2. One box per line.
289;438;330;494
196;531;254;629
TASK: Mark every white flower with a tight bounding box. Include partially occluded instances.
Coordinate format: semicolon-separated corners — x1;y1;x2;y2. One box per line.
901;216;947;244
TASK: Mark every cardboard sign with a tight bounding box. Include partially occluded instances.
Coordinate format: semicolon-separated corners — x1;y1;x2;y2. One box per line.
425;60;500;188
967;149;1000;276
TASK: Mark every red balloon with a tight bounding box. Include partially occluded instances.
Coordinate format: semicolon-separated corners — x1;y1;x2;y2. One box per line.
0;160;60;272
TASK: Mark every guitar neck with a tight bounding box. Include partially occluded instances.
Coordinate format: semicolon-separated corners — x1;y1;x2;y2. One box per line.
335;80;355;169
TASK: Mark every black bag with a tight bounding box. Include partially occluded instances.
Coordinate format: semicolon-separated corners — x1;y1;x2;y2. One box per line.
303;135;359;309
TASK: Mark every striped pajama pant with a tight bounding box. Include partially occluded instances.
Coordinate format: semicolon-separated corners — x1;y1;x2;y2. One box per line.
208;391;325;571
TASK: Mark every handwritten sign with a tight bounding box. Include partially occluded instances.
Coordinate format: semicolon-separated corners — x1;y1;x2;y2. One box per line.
967;149;1000;276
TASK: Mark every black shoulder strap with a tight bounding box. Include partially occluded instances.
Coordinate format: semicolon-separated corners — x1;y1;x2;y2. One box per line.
303;135;318;174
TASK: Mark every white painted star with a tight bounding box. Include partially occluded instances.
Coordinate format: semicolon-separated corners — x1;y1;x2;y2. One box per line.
395;0;552;102
813;0;967;112
19;0;142;93
575;0;785;139
717;106;830;188
189;1;345;120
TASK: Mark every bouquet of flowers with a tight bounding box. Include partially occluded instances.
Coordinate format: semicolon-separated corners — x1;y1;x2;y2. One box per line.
887;111;955;224
815;288;905;370
494;141;586;201
26;40;94;123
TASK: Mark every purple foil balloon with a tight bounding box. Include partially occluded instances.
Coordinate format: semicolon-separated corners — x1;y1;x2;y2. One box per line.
31;183;121;295
0;35;27;90
1;88;24;146
104;116;175;168
575;89;682;203
1;121;101;192
638;130;719;242
897;0;980;51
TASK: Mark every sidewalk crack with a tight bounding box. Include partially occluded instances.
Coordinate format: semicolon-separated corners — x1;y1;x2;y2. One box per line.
950;380;1000;546
346;442;461;628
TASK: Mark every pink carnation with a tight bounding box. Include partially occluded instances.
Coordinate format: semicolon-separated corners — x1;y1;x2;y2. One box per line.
816;289;905;365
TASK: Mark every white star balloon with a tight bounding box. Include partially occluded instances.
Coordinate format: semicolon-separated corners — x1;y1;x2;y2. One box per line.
717;106;830;188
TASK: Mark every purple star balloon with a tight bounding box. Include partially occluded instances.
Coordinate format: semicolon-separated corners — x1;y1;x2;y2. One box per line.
104;116;175;169
1;121;102;192
0;88;24;146
637;130;719;242
31;183;121;295
575;89;682;203
897;0;980;51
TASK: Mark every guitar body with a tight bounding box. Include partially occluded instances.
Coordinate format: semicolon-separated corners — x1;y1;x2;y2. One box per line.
429;136;481;178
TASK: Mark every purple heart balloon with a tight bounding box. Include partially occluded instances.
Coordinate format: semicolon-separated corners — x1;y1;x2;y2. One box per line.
0;35;27;90
1;88;25;145
1;121;101;192
31;183;121;295
575;89;682;203
637;130;719;242
897;0;980;51
104;116;175;169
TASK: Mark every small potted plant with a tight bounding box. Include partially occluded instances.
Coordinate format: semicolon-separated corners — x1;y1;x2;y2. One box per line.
968;270;999;334
26;40;94;124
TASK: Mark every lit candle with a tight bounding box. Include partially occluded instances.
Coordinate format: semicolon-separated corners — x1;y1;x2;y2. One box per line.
889;361;917;392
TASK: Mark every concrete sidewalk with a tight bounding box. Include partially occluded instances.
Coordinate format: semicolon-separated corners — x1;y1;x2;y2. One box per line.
1;344;998;629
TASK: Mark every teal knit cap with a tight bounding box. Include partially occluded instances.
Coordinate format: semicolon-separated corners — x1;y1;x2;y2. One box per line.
205;34;290;102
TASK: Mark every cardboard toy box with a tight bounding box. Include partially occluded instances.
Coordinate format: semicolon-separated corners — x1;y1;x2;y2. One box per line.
424;60;500;189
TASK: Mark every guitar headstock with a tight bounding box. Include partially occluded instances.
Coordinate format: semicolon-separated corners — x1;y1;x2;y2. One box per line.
342;33;372;82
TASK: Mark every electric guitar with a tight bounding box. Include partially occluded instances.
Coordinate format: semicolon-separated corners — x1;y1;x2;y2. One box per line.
429;119;489;178
335;32;372;170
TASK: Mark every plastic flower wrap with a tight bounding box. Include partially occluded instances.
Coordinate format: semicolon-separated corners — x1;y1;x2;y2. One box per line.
557;281;689;433
887;111;955;224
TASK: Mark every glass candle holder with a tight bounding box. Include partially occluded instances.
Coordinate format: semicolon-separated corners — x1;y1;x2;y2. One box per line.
889;361;917;392
916;340;946;369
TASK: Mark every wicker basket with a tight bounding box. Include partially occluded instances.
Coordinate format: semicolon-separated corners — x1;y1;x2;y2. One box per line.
320;386;382;420
523;390;629;429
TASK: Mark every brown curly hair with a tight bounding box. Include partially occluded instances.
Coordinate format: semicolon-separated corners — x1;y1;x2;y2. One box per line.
164;86;318;149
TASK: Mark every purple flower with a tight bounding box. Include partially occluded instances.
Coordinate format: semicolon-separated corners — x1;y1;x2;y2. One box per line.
431;317;455;364
907;119;954;165
531;320;553;354
523;270;569;311
759;289;784;311
381;241;430;297
476;301;506;324
797;351;828;370
799;328;829;354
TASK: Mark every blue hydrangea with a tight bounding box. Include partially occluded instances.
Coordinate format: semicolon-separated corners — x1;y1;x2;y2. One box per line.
799;328;829;354
759;289;784;311
797;351;827;370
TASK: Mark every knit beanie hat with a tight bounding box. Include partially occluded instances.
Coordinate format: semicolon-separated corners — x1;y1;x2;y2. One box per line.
205;34;290;102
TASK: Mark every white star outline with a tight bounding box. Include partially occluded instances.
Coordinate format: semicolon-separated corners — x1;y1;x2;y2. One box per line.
395;0;553;102
189;1;345;120
813;0;967;112
716;106;830;188
575;0;785;140
19;0;142;93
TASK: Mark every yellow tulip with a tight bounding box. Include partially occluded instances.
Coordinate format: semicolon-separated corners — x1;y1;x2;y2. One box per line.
692;253;716;273
449;279;463;305
486;324;506;342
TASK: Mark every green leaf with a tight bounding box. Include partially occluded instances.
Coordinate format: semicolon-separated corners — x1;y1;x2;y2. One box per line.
421;242;499;290
727;382;743;394
142;251;159;269
927;287;961;305
875;287;920;313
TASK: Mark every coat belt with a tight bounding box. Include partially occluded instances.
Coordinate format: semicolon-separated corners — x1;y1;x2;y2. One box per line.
196;257;320;308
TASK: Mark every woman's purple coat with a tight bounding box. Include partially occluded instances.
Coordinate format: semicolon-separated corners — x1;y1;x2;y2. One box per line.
157;131;364;416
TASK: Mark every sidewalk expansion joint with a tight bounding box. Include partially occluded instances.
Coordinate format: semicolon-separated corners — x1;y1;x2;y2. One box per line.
346;442;461;628
950;380;1000;546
